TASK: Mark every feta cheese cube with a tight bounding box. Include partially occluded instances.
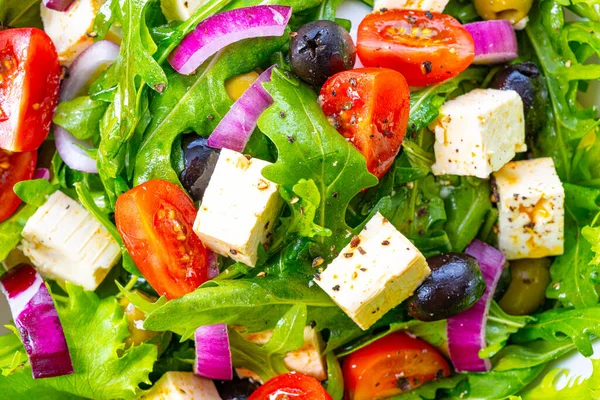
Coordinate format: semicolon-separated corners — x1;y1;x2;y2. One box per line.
493;158;565;260
374;0;450;12
41;0;102;66
21;191;120;291
235;326;327;383
315;212;431;330
429;89;526;179
193;149;282;267
140;372;221;400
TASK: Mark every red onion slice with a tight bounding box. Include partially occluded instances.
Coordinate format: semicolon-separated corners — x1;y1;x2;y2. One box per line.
207;250;220;279
42;0;75;12
447;240;506;373
464;20;518;65
207;66;275;152
194;324;232;380
54;40;120;173
0;264;73;379
33;168;50;181
169;6;292;75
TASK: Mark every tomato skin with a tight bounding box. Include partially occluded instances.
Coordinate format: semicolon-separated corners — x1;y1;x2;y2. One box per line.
357;10;475;86
0;28;61;152
115;180;209;299
0;149;37;223
319;68;409;179
342;332;451;400
248;372;332;400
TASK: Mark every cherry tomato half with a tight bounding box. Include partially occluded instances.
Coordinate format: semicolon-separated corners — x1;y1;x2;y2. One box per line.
342;332;450;400
115;180;209;299
0;28;61;152
248;372;332;400
357;10;475;86
0;149;37;223
319;68;410;179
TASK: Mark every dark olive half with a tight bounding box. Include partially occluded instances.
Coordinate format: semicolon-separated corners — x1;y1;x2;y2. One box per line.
179;135;220;202
408;253;486;322
214;377;260;400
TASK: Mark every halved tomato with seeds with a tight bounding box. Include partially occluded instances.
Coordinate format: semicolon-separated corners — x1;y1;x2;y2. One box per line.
0;149;37;223
115;180;209;299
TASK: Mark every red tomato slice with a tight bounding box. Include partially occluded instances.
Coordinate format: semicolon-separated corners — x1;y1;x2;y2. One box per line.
343;332;451;400
115;180;209;299
0;149;37;223
0;28;61;152
357;10;475;86
248;372;332;400
319;68;410;179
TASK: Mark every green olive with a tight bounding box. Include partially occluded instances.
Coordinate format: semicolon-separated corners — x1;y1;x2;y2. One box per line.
499;258;551;315
474;0;534;24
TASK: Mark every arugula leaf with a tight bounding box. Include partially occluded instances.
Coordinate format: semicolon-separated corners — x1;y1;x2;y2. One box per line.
392;375;466;400
258;69;378;260
324;352;344;400
0;0;42;28
492;340;576;372
443;0;479;23
230;303;307;382
13;179;58;207
0;331;27;377
512;307;600;356
134;35;287;186
0;284;157;399
582;222;600;266
519;359;600;399
465;365;546;400
481;302;534;359
53;96;108;141
0;205;36;261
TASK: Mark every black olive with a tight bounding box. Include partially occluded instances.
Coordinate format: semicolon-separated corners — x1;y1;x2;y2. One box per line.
179;134;220;202
407;253;486;322
489;62;548;139
289;20;356;87
214;377;260;400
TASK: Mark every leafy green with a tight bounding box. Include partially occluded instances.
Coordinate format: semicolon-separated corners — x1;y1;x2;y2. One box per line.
0;285;157;399
443;0;480;24
392;375;466;400
512;307;600;357
13;179;58;207
481;302;534;359
134;35;287;186
53;96;108;141
582;222;600;266
229;303;307;382
0;0;42;28
466;365;546;399
324;352;344;400
0;332;27;377
258;69;378;260
519;359;600;399
0;205;36;261
492;340;576;372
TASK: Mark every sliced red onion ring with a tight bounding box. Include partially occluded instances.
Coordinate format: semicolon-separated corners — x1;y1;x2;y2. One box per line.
169;6;292;75
54;40;120;173
194;324;232;380
33;168;50;181
447;240;505;373
207;66;275;152
42;0;75;12
207;250;220;279
1;264;73;379
464;20;518;65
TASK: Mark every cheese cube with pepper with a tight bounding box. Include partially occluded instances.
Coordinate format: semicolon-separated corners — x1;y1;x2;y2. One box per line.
315;212;431;330
140;372;221;400
193;149;282;267
235;326;327;383
374;0;450;12
429;89;526;179
493;158;565;260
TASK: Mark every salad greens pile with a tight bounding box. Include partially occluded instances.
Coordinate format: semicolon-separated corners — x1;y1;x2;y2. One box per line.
1;0;600;399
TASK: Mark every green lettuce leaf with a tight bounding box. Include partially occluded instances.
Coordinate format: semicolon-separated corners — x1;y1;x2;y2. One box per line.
229;303;307;382
492;340;576;372
0;284;157;399
519;359;600;399
53;96;108;141
258;69;378;260
512;307;600;357
0;0;42;28
481;302;534;359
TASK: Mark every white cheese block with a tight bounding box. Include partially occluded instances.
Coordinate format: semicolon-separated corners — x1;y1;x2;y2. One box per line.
315;212;431;330
374;0;450;12
41;0;102;66
493;158;565;260
21;191;120;291
193;149;282;267
429;89;527;179
235;326;327;383
161;0;208;21
140;372;222;400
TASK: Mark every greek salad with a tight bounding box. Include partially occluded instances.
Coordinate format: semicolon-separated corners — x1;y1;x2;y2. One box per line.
0;0;599;399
